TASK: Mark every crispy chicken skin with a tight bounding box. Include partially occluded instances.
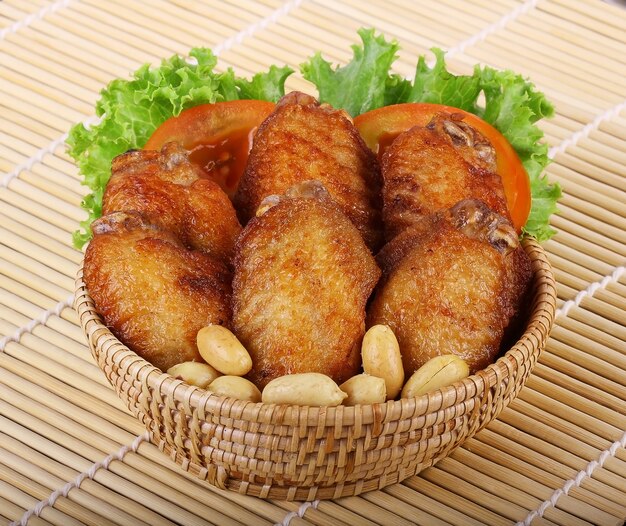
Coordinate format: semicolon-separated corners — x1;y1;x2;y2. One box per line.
382;112;510;240
234;91;383;251
83;212;232;372
104;142;241;263
232;181;381;388
368;199;532;375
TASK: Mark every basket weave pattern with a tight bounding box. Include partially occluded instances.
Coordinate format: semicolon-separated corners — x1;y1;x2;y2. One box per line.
74;237;556;501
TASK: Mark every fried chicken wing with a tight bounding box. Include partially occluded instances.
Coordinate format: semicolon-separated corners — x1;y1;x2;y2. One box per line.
234;91;383;251
382;112;510;240
83;212;232;372
232;181;381;388
104;142;241;263
368;199;532;375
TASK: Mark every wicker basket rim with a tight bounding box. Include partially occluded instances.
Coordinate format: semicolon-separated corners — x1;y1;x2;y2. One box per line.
74;237;556;427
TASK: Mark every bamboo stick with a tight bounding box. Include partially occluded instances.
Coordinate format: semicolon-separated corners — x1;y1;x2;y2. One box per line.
0;355;144;437
536;353;626;410
552;203;626;246
0;81;86;125
331;495;420;526
537;348;626;401
545;0;626;36
0;318;112;391
418;468;513;525
0;254;73;299
270;500;353;526
0;257;71;302
548;232;625;270
549;160;626;197
361;490;446;526
385;482;485;526
505;400;626;480
0;230;78;280
0;188;78;234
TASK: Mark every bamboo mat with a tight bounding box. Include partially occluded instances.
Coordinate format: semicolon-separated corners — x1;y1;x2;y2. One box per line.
0;0;625;524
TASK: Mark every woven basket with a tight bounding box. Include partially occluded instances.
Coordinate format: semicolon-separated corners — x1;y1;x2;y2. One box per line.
74;237;556;501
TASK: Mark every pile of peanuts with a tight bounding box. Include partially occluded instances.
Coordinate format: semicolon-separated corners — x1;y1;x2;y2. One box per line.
167;324;470;406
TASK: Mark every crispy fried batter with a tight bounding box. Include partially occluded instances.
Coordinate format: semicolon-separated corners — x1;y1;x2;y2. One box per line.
368;199;532;375
83;212;232;372
232;181;381;388
382;112;510;240
234;92;383;251
104;142;241;263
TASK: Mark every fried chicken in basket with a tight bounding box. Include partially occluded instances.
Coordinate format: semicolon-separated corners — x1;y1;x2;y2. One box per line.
234;91;383;251
83;212;232;372
368;199;532;375
104;142;241;263
232;181;381;388
381;112;510;240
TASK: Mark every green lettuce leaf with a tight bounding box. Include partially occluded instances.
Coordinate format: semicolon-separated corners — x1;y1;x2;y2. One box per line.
406;49;481;112
475;66;560;241
303;35;560;241
67;48;292;248
300;28;400;117
236;65;294;102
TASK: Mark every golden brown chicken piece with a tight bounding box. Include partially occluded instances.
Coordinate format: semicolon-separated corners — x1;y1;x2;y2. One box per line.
103;142;241;263
232;181;381;388
234;91;383;251
83;211;232;372
368;199;532;375
381;112;510;240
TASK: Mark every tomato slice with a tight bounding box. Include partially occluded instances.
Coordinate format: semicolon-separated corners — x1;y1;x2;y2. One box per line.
354;103;531;233
144;100;275;197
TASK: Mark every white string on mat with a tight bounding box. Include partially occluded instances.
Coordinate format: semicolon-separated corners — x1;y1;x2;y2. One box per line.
213;0;304;57
10;432;149;526
0;115;103;189
548;99;626;159
443;0;542;61
515;264;626;521
516;429;626;526
556;265;625;318
0;0;73;40
0;294;74;353
276;500;319;526
0;0;306;189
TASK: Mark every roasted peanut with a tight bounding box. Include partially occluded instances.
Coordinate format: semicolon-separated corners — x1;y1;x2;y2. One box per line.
401;354;469;398
197;325;252;376
167;361;220;389
207;375;261;402
340;374;386;405
261;373;347;406
362;324;404;400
